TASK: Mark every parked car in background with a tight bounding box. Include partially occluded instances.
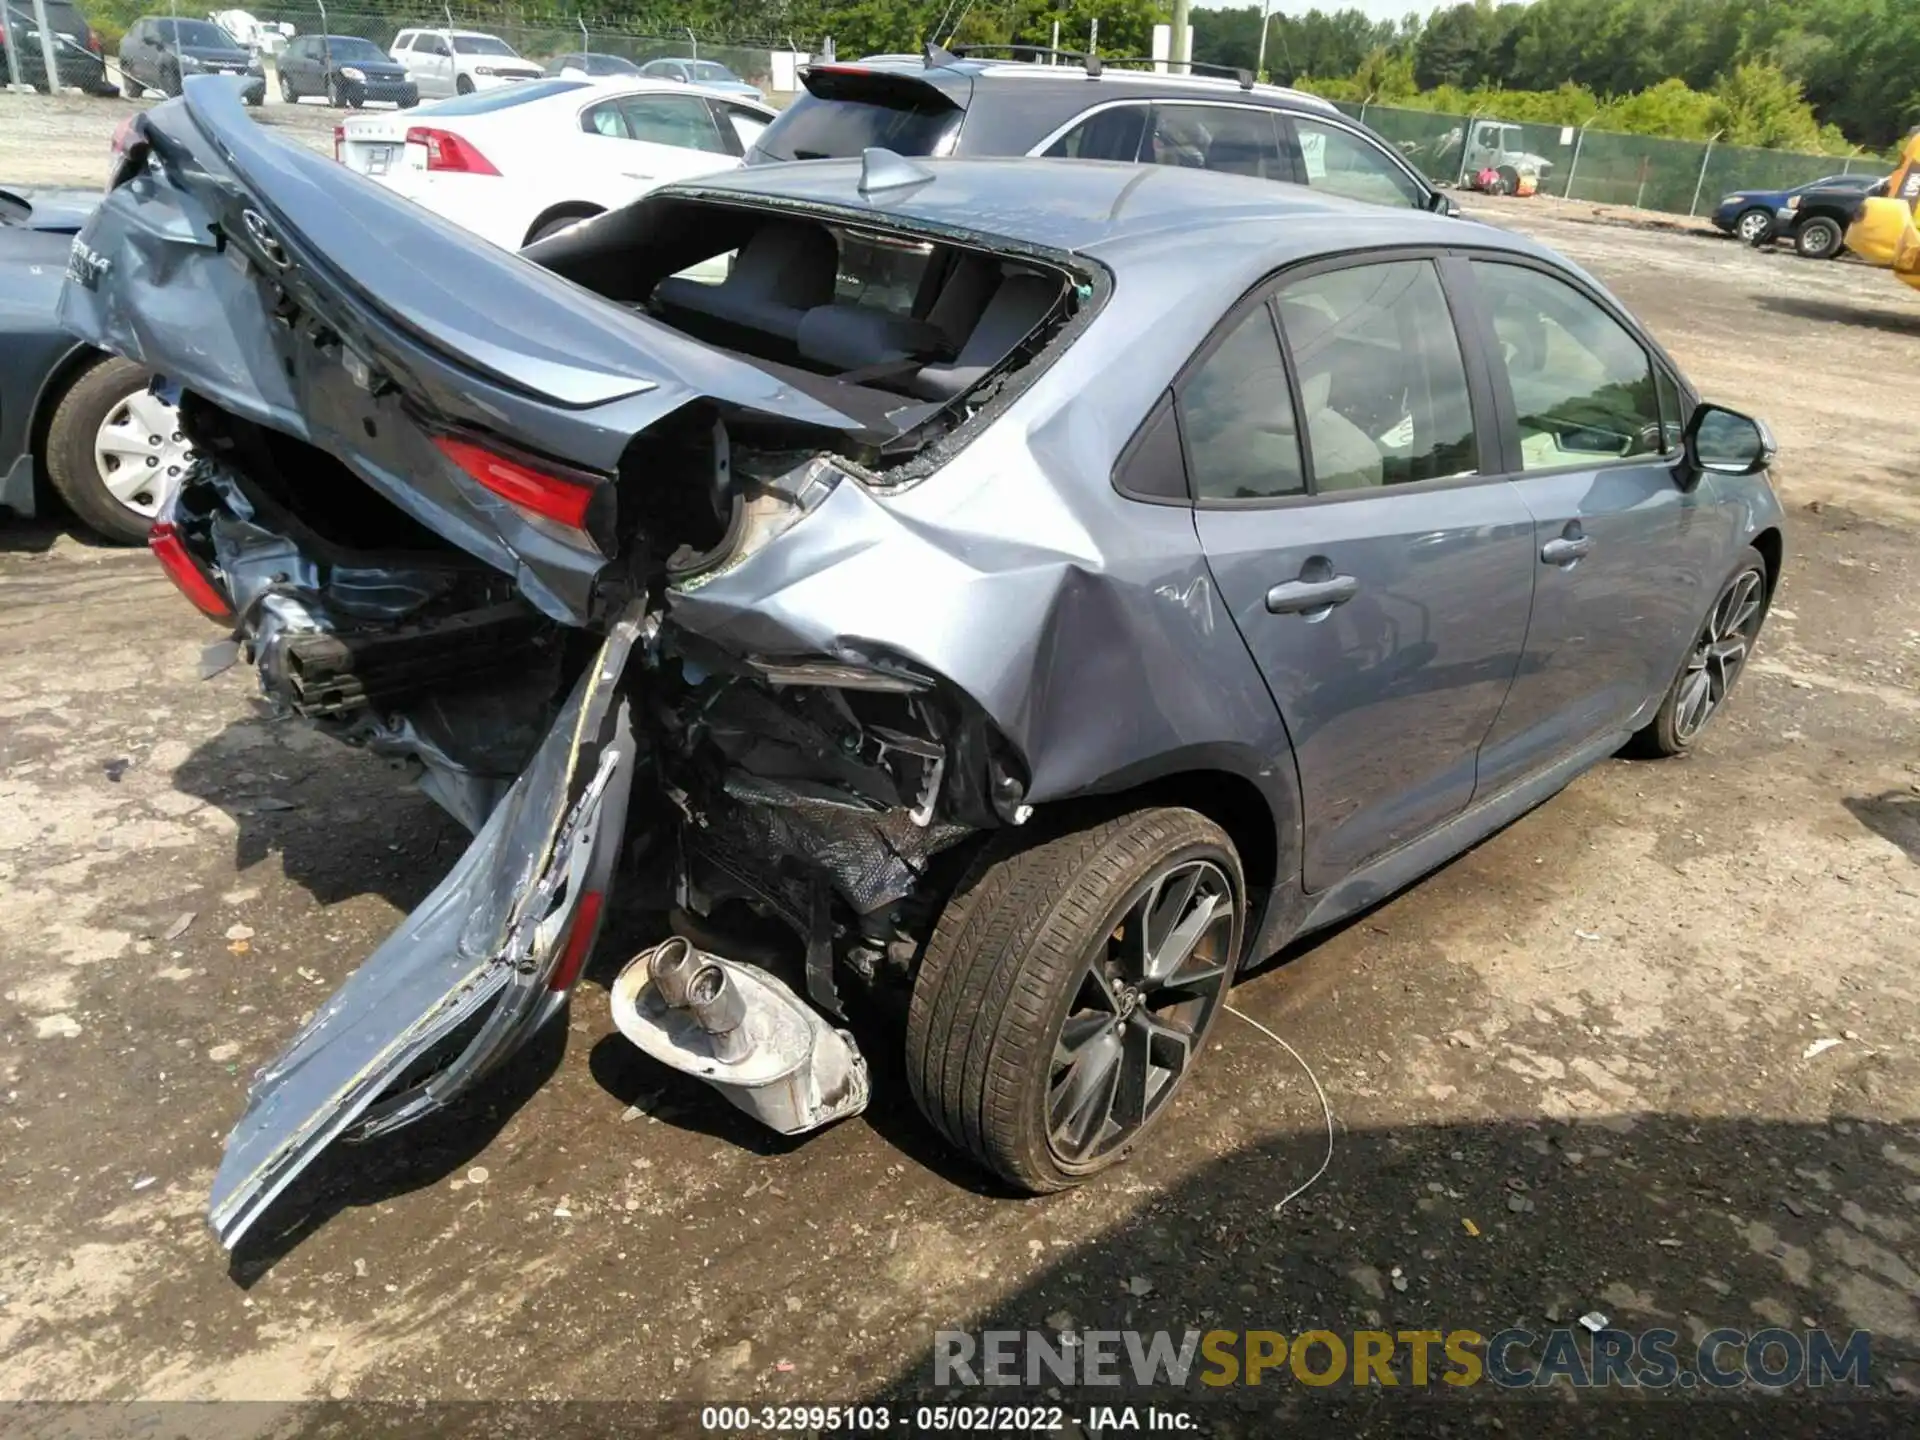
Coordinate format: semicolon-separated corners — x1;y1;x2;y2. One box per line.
544;51;641;79
636;55;761;99
209;8;293;57
1;187;182;543
277;33;416;107
748;50;1456;218
68;79;1781;1241
0;0;117;93
336;77;775;248
118;16;262;101
1711;173;1883;254
388;27;540;97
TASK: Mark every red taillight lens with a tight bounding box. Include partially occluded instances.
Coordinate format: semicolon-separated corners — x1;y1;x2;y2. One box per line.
405;126;499;175
433;435;595;531
546;890;605;992
333;124;344;163
149;523;235;622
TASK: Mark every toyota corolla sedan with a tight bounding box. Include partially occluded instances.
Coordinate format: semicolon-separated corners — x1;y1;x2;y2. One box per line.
63;78;1782;1250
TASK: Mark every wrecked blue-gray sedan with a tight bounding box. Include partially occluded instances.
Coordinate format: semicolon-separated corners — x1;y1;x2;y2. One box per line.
62;79;1785;1249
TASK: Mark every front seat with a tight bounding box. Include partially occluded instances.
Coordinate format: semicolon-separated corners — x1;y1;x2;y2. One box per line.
911;271;1059;402
653;221;839;350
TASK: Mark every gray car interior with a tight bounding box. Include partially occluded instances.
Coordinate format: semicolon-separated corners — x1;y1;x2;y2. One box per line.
648;216;1063;402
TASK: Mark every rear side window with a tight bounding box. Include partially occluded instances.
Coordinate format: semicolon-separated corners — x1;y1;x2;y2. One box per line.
620;95;728;153
751;89;960;162
1291;118;1424;209
1277;261;1477;488
1179;305;1306;502
1146;106;1288;181
426;79;587;114
1043;105;1149;162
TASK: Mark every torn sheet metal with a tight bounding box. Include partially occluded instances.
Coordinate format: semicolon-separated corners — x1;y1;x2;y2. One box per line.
207;606;643;1250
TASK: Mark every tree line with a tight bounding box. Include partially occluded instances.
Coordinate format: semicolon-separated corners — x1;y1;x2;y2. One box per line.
1192;0;1914;153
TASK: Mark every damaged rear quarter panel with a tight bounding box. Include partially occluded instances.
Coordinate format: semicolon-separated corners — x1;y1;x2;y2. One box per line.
666;354;1302;853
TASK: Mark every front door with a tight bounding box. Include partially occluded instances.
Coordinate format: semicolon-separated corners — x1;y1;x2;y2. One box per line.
1187;255;1535;891
1463;257;1716;793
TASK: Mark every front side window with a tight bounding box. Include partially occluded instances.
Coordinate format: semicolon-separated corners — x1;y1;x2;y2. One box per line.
452;35;518;56
583;100;627;139
1043;105;1149;162
619;94;728;153
1276;260;1477;489
1147;106;1286;181
1178;305;1306;502
1292;118;1424;209
1472;261;1662;470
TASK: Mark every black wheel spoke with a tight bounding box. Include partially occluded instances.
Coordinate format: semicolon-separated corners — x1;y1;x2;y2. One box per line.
1046;855;1237;1166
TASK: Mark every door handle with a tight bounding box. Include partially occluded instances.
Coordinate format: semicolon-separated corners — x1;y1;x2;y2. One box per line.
1265;573;1359;615
1541;535;1592;566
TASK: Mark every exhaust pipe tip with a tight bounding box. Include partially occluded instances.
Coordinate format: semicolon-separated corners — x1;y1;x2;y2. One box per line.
686;962;751;1062
649;935;699;1009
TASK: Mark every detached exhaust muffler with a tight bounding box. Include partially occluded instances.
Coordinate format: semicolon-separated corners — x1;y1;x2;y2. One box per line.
610;937;869;1134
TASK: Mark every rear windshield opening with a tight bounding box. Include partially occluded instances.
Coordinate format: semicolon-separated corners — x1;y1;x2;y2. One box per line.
424;79;586;114
530;198;1083;468
749;90;961;163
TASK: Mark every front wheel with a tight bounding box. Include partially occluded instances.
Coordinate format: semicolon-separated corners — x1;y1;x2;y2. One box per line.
278;70;295;101
1735;207;1774;244
161;64;180;97
1796;216;1844;260
1627;547;1770;757
455;74;474;95
906;807;1244;1193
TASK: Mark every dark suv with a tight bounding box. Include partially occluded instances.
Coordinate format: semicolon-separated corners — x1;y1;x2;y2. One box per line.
0;0;117;94
747;47;1455;217
118;16;263;103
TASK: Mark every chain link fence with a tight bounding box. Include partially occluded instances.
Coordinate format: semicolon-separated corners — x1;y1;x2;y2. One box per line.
1340;101;1878;216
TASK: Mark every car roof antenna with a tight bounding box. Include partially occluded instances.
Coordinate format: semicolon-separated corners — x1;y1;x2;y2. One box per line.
923;40;959;68
859;147;937;195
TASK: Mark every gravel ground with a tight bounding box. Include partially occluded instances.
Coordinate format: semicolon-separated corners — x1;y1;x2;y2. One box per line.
3;91;1920;1432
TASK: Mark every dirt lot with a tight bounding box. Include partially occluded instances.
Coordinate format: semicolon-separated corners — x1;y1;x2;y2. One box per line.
4;94;1920;1430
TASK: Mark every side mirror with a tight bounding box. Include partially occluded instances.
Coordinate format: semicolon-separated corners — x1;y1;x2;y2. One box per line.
1429;190;1460;218
1684;403;1775;479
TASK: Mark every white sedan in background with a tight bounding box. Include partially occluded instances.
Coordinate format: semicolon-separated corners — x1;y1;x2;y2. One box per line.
335;77;776;249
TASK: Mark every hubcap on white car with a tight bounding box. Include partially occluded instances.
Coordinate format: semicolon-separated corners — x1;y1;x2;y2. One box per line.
93;390;191;518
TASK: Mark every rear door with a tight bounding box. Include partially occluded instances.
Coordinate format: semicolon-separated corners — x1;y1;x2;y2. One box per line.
1462;255;1714;791
1186;253;1535;890
604;91;742;185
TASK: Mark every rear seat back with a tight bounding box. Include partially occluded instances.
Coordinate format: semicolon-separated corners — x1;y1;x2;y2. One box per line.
653;221;839;350
911;271;1059;401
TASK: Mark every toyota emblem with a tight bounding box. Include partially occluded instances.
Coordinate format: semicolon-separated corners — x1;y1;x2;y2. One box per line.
240;208;287;268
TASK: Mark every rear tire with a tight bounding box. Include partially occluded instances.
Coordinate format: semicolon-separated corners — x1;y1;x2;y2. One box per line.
906;807;1244;1193
279;70;295;101
1795;216;1843;260
1626;546;1770;757
120;67;140;99
43;357;183;547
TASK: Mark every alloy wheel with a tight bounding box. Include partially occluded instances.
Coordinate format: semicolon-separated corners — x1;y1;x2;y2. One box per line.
1736;210;1771;242
93;390;191;519
1673;567;1765;743
1046;857;1235;1166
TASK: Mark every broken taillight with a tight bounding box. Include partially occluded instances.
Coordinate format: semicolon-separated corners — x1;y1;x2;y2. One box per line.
433;435;596;532
546;890;605;992
149;522;235;622
405;126;500;175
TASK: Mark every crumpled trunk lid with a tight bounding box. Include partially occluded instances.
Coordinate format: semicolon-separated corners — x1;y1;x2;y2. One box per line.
208;607;642;1250
57;76;869;625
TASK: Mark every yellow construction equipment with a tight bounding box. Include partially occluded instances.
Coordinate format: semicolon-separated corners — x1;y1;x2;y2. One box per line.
1844;129;1920;289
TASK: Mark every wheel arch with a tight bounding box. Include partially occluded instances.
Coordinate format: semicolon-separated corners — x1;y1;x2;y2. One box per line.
27;343;106;471
523;202;606;248
1028;753;1300;954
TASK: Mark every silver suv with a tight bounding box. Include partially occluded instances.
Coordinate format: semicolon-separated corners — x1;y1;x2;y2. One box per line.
749;45;1456;216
